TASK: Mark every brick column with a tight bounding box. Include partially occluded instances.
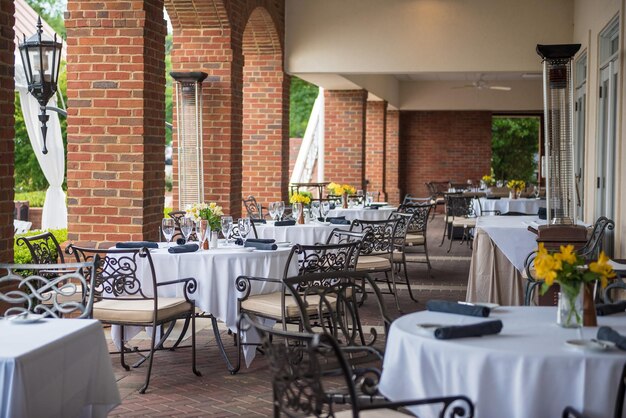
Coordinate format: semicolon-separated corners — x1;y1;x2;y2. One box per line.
366;100;387;200
65;0;166;245
324;90;367;188
385;110;401;205
0;0;15;262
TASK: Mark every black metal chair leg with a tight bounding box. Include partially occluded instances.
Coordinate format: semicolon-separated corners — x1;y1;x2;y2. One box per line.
191;313;201;376
120;326;130;371
210;316;241;374
402;257;418;303
139;323;158;394
390;269;402;312
169;317;191;350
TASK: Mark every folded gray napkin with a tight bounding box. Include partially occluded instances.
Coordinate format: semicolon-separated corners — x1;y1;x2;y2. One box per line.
318;216;346;222
250;218;266;224
116;241;159;249
426;300;490;317
596;301;626;316
168;243;199;253
244;241;277;250
246;238;275;244
597;326;626;350
330;218;351;225
365;206;379;210
274;220;296;226
434;320;503;340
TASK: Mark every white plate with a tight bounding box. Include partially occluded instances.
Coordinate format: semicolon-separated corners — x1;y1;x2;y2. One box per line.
475;302;500;310
276;242;292;248
221;247;254;252
8;313;45;324
565;339;612;352
415;323;445;338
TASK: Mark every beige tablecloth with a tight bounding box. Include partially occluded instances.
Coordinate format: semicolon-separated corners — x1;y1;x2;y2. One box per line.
466;228;525;305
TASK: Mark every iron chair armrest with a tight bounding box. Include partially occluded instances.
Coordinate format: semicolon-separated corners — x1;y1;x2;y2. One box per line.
359;394;475;416
562;406;587;418
235;275;284;302
157;277;198;303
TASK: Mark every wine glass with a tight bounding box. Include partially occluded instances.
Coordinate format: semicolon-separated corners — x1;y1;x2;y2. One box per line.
366;192;373;206
310;201;321;221
292;202;303;223
221;215;233;245
180;217;194;244
320;201;330;222
276;201;285;221
238;218;251;245
162;218;175;246
268;202;278;222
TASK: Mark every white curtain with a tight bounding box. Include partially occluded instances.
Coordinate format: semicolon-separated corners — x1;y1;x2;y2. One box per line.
14;56;67;230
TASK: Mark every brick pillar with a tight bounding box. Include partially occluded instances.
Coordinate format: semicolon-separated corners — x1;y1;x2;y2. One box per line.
385;110;401;205
242;55;289;205
366;100;387;200
0;0;15;262
65;0;166;246
324;90;367;188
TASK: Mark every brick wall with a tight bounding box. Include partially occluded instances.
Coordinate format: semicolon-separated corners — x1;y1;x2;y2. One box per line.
166;0;286;217
365;100;386;199
385;110;401;205
324;90;367;188
0;0;14;263
65;0;166;246
399;111;492;197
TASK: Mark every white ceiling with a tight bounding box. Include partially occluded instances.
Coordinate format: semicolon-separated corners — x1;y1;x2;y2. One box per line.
394;72;542;82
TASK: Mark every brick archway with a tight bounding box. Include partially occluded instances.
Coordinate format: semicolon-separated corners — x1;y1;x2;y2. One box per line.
242;7;289;205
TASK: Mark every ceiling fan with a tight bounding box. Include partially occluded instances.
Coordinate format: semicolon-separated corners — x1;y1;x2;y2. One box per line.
453;75;512;91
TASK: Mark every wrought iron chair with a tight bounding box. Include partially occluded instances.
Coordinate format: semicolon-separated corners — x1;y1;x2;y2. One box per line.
562;363;625;418
398;202;434;272
65;245;200;394
242;195;265;219
578;216;614;261
442;194;478;252
0;261;97;319
16;231;65;264
349;218;405;310
388;212;419;303
234;241;363;374
242;313;475;418
167;209;190;241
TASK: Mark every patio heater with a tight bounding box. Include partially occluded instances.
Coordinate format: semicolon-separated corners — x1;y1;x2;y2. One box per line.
535;44;587;247
171;72;208;209
18;17;64;155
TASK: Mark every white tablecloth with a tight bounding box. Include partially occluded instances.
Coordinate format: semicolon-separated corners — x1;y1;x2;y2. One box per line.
327;206;396;221
112;244;298;365
0;319;120;418
474;197;546;216
475;215;539;272
255;223;348;245
379;307;626;418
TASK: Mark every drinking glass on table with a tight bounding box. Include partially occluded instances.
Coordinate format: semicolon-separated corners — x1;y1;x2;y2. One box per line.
310;201;321;221
180;217;194;243
268;202;278;221
162;218;175;246
320;201;330;222
238;217;251;245
365;192;373;206
292;202;303;223
221;215;233;245
276;201;285;221
197;220;209;248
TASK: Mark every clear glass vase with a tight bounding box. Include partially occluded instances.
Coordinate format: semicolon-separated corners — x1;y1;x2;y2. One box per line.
557;285;583;328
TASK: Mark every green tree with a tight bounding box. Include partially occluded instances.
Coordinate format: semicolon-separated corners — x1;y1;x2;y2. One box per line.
25;0;67;39
289;77;318;138
491;117;540;184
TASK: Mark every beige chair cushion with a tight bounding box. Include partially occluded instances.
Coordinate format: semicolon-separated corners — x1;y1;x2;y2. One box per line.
42;284;83;304
452;217;476;228
356;255;392;271
93;297;192;324
333;408;410;417
405;233;425;245
241;292;334;319
391;252;406;262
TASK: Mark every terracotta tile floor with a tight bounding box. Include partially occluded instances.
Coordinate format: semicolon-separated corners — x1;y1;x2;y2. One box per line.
108;215;472;417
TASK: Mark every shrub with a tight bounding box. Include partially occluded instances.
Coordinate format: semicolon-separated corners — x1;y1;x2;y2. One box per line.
14;190;46;207
14;229;68;264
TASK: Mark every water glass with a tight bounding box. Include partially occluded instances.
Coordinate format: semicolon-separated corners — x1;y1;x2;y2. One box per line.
365;192;373;206
320;201;330;222
238;218;251;244
221;215;233;244
162;218;175;246
292;202;303;223
198;220;209;248
180;217;194;243
310;201;321;220
276;201;285;221
268;202;278;221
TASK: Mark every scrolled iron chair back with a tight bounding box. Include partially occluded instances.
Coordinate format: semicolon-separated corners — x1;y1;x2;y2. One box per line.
447;195;476;218
285;241;362;280
350;218;398;256
242;195;263;219
388;212;413;248
398;202;432;235
66;245;156;302
15;231;65;265
578;216;614;261
0;260;98;319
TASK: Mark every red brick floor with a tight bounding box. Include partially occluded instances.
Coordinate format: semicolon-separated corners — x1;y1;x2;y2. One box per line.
108;216;472;417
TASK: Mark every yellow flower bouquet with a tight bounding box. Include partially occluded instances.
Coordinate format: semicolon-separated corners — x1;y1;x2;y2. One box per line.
534;243;615;326
185;202;224;231
289;192;311;206
506;179;526;192
481;174;496;186
327;182;357;196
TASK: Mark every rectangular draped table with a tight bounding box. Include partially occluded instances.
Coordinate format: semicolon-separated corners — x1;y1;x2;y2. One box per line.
379;307;626;418
0;319;120;418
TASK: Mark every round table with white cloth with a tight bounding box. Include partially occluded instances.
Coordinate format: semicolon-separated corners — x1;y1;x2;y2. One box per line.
326;206;396;221
475;197;546;216
255;222;350;245
378;307;626;418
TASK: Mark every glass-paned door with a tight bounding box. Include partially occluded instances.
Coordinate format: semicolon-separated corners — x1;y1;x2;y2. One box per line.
574;53;587;220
